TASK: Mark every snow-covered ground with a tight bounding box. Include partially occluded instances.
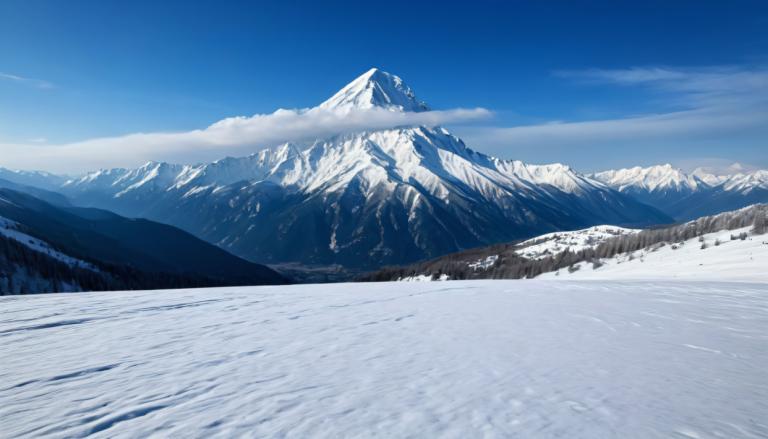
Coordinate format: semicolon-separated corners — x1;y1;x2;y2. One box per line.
516;225;639;260
542;226;768;281
2;280;767;438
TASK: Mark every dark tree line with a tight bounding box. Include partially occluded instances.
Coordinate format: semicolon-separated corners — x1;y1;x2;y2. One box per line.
0;235;244;295
360;204;768;282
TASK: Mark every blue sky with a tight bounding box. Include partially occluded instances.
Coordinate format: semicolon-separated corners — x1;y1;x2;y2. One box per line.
1;0;766;173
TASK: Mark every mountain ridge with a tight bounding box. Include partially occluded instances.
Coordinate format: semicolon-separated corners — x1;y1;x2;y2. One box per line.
591;164;768;220
0;188;288;293
0;69;681;271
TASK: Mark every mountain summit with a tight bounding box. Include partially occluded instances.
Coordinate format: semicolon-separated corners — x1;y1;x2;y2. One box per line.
319;68;430;113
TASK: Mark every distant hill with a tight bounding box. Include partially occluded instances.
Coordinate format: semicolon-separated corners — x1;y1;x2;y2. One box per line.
360;204;767;282
0;188;288;294
0;178;71;207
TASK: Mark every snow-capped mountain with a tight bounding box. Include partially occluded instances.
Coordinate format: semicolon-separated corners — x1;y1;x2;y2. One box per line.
592;164;703;194
22;69;671;270
592;164;768;220
0;167;67;191
319;67;429;113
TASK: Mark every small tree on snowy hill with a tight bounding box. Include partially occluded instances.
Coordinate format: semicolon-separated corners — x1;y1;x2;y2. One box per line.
753;214;767;235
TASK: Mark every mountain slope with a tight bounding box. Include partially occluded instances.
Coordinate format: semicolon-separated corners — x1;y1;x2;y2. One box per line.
319;67;429;112
13;69;672;271
361;204;767;282
592;164;768;220
0;188;288;294
0;177;71;206
514;225;640;260
540;225;767;281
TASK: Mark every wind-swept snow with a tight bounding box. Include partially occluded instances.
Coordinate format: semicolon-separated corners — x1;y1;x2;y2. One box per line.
2;280;767;438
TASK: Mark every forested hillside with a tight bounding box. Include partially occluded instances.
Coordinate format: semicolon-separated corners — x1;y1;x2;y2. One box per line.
361;204;768;281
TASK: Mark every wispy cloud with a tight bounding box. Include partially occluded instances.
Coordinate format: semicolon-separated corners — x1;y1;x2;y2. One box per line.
0;72;54;89
462;66;768;157
554;66;768;106
673;158;761;175
0;107;491;173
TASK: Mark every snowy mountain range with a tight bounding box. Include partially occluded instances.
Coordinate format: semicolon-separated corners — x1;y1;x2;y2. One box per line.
0;69;671;271
592;164;768;220
1;69;764;272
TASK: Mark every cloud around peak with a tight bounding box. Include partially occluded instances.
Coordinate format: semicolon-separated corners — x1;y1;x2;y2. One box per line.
0;106;491;173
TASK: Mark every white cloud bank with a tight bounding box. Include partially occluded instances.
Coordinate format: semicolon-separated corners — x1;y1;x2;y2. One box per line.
0;107;490;173
461;66;768;159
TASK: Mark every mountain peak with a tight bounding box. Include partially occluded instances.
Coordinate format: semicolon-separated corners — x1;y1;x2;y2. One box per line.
592;164;700;192
319;68;429;113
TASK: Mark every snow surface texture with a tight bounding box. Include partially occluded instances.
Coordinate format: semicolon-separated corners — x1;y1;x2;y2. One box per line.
2;281;767;438
542;226;768;282
515;225;639;260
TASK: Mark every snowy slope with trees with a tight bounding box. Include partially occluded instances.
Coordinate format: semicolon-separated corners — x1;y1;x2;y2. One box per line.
0;188;287;294
2;280;767;438
362;204;767;282
0;215;98;271
514;225;639;260
541;226;768;281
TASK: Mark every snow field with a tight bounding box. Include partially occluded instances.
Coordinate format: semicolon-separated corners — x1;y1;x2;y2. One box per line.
2;280;767;438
